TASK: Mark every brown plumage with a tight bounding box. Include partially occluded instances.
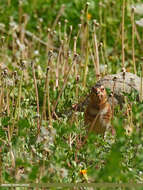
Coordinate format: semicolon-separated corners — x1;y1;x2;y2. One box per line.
84;85;112;135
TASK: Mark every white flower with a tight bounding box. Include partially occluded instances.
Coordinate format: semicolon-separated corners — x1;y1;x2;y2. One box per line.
136;18;143;27
60;168;68;178
132;4;143;15
34;50;39;55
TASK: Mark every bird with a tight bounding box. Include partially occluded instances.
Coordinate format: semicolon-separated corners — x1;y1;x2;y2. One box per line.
84;85;113;136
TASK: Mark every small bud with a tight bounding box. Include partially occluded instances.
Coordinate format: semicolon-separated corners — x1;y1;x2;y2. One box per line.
73;53;78;61
70;25;73;31
78;24;82;28
122;67;126;73
47;28;51;33
31;61;34;67
67;51;71;57
46;66;50;73
74;36;77;41
99;42;103;48
72;104;77;110
36;113;40;118
1;36;5;43
81;10;84;14
113;76;117;81
85;2;90;10
131;6;135;12
39;18;43;23
64;19;68;24
36;25;40;30
76;75;80;82
86;2;90;6
93;19;99;27
53;30;57;35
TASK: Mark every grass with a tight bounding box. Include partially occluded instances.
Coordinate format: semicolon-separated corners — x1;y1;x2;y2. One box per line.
0;0;143;188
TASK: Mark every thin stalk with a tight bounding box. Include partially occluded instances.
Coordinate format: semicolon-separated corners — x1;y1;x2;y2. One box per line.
20;14;28;45
131;8;137;74
42;75;48;121
42;67;49;121
0;146;2;183
99;2;103;41
70;37;79;124
64;19;68;39
93;20;100;81
112;77;116;119
135;24;143;49
37;20;42;53
121;0;125;69
67;25;73;47
140;64;143;102
62;23;68;77
47;68;52;126
0;76;4;113
83;42;89;88
52;4;65;30
83;3;89;88
73;36;77;76
80;10;85;57
18;0;23;25
55;44;62;89
8;0;11;6
11;69;23;138
10;145;15;168
46;28;51;53
58;22;62;42
99;42;107;75
12;30;17;58
42;66;52;126
32;62;40;132
90;48;97;74
6;81;11;141
12;72;16;107
17;71;23;121
103;5;108;67
52;54;78;114
100;43;106;67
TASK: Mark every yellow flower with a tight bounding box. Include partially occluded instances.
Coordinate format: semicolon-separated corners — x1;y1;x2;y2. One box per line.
80;169;87;175
87;13;92;20
80;169;88;181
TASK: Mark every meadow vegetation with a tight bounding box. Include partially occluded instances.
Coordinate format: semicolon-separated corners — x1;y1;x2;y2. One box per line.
0;0;143;189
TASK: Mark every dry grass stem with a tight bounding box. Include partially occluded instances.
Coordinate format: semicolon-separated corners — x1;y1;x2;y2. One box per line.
121;0;125;69
93;20;100;81
32;62;40;132
52;4;65;30
140;64;143;101
52;53;78;114
131;8;137;74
